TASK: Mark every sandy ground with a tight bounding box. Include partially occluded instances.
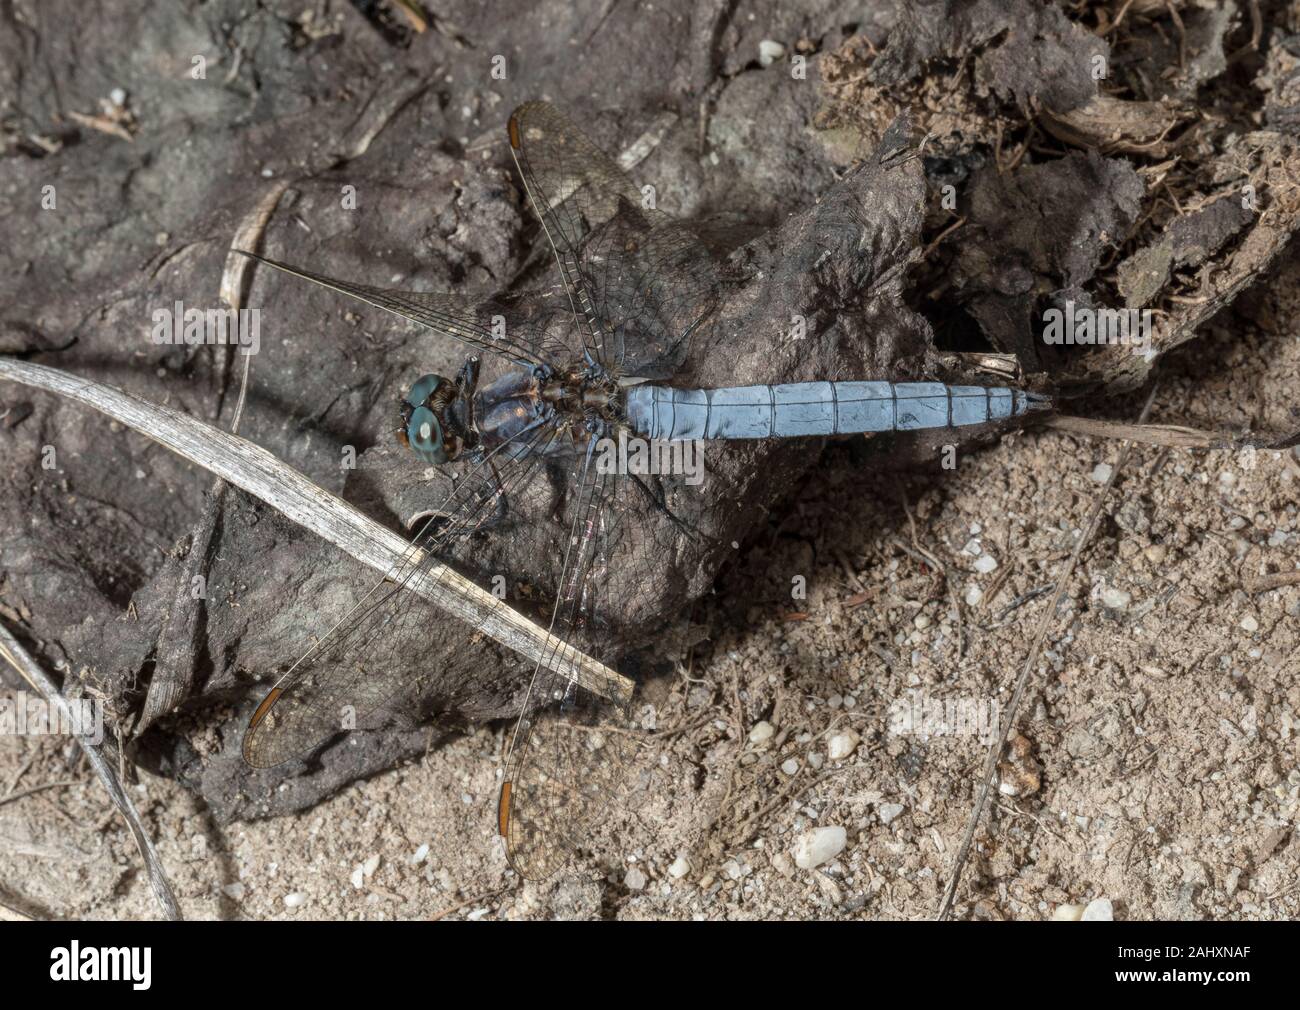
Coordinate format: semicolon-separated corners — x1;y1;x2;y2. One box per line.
2;253;1297;922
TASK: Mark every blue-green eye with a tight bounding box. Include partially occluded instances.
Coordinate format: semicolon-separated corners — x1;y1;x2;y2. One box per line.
406;405;448;464
401;373;452;464
405;374;444;409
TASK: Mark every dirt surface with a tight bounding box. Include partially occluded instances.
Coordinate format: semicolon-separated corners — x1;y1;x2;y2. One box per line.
3;249;1296;921
2;0;1299;920
2;0;953;820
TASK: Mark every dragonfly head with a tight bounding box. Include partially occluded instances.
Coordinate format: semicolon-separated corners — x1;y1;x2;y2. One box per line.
398;373;464;465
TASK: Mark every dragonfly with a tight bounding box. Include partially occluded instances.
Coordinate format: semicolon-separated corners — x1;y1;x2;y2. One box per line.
238;101;1049;880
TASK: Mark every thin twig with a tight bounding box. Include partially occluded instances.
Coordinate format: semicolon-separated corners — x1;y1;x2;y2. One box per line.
430;887;507;921
0;620;183;920
0;894;37;921
0;779;80;810
1243;571;1300;593
1166;1;1187;70
1043;414;1299;451
1104;0;1137;35
4;750;38;798
897;485;965;661
936;383;1160;920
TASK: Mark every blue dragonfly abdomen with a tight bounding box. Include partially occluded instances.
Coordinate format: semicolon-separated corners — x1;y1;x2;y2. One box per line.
625;382;1049;441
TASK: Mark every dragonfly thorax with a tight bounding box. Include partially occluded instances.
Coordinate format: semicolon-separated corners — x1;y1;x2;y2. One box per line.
469;361;620;459
538;364;621;445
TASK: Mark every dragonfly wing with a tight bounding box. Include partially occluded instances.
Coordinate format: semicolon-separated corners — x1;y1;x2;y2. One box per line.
507;102;721;380
242;422;562;769
234;251;574;371
508;102;642;252
498;442;636;880
585;206;722;380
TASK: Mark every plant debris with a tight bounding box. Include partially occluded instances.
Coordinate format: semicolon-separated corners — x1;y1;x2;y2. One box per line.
820;0;1300;393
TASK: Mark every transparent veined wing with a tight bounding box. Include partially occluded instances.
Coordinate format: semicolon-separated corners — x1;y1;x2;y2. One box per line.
233;250;579;372
496;438;638;880
243;420;564;769
507;102;724;380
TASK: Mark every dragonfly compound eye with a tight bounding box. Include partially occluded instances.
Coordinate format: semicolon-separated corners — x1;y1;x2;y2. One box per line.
401;373;458;464
404;373;447;410
405;405;449;465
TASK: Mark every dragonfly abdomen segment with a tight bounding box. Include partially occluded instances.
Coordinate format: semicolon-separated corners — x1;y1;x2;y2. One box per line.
626;382;1048;441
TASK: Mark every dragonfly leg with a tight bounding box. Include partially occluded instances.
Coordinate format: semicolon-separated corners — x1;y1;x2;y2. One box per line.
446;356;482;452
454;356;480;397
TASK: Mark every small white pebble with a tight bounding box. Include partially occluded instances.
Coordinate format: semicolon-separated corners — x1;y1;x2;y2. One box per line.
625;867;647;891
758;39;786;66
974;555;998;574
1052;903;1085;921
791;826;846;869
877;802;906;825
1082;897;1113;921
914;613;931;630
1101;586;1131;610
964;584;983;606
748;720;775;745
110;87;127;106
1241;614;1259;632
412;843;429;864
350;866;364;889
362;854;380;877
668;854;691;879
827;729;861;761
781;758;799;776
282;892;306;909
1090;462;1113;483
222;882;245;900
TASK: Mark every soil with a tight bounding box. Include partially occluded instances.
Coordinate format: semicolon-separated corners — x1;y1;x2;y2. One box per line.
3;252;1296;921
1;0;1298;921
